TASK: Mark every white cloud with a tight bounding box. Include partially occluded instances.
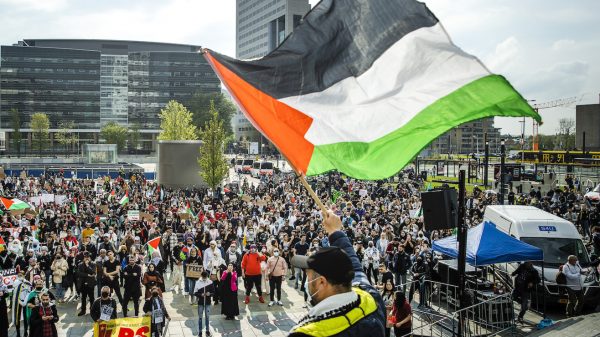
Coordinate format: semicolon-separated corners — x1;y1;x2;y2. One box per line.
552;39;576;51
483;36;520;73
0;0;67;12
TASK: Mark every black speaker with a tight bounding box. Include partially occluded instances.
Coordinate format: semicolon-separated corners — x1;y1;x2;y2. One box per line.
421;189;458;230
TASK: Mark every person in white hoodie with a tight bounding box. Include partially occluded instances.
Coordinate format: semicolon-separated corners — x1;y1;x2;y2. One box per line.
193;271;215;337
562;255;590;317
364;241;380;284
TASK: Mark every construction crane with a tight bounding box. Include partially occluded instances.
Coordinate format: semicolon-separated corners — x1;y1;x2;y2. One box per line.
531;96;579;150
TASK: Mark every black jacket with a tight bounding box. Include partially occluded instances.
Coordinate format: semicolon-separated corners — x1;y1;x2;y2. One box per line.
512;263;541;292
289;231;386;337
193;279;216;305
90;298;117;322
77;261;96;288
392;251;411;274
123;264;142;295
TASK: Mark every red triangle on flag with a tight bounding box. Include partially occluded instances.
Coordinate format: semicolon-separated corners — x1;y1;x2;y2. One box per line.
0;197;14;210
0;236;5;246
147;237;161;250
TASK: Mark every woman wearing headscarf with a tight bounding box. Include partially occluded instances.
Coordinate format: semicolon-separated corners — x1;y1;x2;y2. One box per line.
142;263;164;300
220;263;239;320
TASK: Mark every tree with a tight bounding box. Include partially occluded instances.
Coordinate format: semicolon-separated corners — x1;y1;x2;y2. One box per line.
557;118;575;149
158;100;198;140
198;101;229;191
187;92;236;136
31;112;50;155
55;121;79;156
128;122;141;151
537;134;556;150
101;121;128;151
10;108;22;157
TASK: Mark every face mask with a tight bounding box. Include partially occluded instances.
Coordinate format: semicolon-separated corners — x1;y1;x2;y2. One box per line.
102;292;109;298
306;276;322;307
250;249;256;253
36;286;43;291
273;252;280;257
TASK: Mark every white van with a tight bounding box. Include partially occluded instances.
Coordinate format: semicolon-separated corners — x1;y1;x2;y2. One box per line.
251;161;261;177
234;159;243;173
259;161;274;176
483;205;599;305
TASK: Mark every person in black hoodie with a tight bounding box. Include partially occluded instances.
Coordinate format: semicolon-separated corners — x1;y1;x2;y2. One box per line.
392;245;411;293
123;255;142;317
90;286;117;323
76;252;96;316
143;286;170;337
193;271;215;337
511;261;540;323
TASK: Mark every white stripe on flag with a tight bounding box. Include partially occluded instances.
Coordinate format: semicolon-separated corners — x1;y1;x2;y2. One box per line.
280;23;489;145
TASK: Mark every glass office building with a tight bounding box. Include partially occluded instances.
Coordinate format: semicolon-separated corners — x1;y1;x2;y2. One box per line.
0;39;220;154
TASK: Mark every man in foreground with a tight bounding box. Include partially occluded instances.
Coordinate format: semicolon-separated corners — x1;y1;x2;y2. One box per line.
289;210;385;337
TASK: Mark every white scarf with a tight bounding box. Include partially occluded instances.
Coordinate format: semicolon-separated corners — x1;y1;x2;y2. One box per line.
307;290;358;318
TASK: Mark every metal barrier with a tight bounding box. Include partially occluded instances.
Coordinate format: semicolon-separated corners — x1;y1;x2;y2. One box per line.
394;279;515;337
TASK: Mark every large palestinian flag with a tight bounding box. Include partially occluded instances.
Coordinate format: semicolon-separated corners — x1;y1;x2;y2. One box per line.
204;0;541;180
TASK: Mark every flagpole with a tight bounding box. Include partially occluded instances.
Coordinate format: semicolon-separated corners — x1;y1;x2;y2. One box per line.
298;174;328;215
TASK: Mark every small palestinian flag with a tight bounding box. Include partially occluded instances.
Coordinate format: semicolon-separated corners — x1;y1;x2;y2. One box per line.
0;236;5;252
185;202;197;219
0;209;3;215
71;201;77;215
0;197;31;210
331;189;342;203
108;190;115;201
204;0;541;180
147;237;161;257
119;191;129;206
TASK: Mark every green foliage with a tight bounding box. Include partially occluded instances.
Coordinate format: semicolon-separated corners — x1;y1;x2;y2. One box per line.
187;92;236;136
55;121;79;154
101;121;128;151
128;122;141;150
158;100;198;140
31;112;50;155
198;101;229;190
10;108;22;156
557;118;575;150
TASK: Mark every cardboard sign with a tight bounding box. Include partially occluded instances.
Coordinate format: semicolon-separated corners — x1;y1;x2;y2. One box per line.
241;195;252;202
180;213;191;220
140;212;154;221
101;205;109;214
127;210;140;221
186;264;203;279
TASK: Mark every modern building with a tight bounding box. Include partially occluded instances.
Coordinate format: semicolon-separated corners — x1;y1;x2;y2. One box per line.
232;0;310;150
0;39;220;154
576;103;600;151
428;118;502;155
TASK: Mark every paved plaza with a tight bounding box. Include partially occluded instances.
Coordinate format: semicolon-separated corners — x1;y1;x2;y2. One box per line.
9;274;308;337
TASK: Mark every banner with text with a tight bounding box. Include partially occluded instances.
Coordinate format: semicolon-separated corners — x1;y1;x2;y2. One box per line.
94;316;151;337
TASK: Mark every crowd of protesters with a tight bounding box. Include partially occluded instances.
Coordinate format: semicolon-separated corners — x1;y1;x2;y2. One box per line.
0;164;599;337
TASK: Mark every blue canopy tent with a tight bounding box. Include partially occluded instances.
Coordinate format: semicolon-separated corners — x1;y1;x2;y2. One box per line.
432;221;543;266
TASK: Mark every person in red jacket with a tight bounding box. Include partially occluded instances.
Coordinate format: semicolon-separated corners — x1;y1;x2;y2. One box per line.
241;244;266;304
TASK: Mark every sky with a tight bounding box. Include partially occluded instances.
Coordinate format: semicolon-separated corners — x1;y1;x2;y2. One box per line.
0;0;598;137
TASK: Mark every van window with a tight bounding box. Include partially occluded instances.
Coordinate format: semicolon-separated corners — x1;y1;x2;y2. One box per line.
236;160;243;165
243;160;253;165
253;162;261;169
521;237;590;267
261;162;273;169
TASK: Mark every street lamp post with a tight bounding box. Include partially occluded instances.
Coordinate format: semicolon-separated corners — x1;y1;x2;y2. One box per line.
499;139;506;204
484;132;489;188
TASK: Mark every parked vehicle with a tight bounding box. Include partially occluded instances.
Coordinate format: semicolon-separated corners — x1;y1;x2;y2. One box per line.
234;159;243;172
259;162;274;176
483;205;599;306
242;159;254;173
251;161;261;177
584;183;600;205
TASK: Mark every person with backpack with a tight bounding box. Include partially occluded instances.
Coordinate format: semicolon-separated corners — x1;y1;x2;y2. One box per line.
562;255;590;317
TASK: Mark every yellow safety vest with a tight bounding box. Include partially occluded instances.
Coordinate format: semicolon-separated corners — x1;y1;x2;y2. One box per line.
291;287;378;337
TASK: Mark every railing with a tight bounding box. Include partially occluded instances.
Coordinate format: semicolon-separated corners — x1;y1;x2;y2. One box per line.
395;279;515;337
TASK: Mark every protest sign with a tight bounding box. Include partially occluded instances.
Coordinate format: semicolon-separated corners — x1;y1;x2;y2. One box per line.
186;264;203;279
41;194;55;203
127;210;140;221
94;316;151;337
54;195;68;205
0;269;17;290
